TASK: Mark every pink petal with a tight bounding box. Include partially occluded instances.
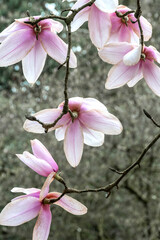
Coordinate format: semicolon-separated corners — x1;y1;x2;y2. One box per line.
79;109;123;135
123;45;141;66
23;108;62;133
82;125;104;146
31;139;58;172
0;197;41;226
40;30;77;68
88;5;111;48
22;40;47;84
0;22;30;43
44;19;63;33
143;60;160;97
0;29;36;67
52;192;87;215
95;0;118;13
40;172;56;201
148;46;160;64
105;61;140;89
98;42;133;64
80;98;108;112
118;24;131;42
33;205;52;240
127;62;143;87
64;120;84;167
16;152;54;177
140;16;152;41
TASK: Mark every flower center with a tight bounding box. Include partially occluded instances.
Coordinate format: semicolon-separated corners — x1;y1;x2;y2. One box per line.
121;16;129;26
141;53;146;61
72;111;79;119
34;25;42;39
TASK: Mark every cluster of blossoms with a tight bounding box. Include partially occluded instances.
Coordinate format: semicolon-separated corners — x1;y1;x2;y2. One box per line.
0;0;160;239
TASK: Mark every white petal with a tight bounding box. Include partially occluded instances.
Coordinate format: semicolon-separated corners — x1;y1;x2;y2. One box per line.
123;45;141;66
83;126;104;146
95;0;118;13
55;125;67;141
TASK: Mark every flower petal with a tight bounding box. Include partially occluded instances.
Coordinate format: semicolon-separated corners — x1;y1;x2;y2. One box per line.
123;45;141;66
40;172;56;201
80;97;108;112
23;109;62;133
83;126;104;146
11;187;40;195
0;22;30;43
95;0;118;13
79;109;123;135
31;139;58;172
0;197;41;226
0;29;36;67
140;16;152;41
40;30;77;68
52;192;87;215
127;62;143;87
33;205;52;240
98;42;133;64
143;60;160;97
64;120;84;167
16;152;54;177
22;40;47;84
88;5;111;48
105;61;140;89
55;125;67;141
70;0;90;32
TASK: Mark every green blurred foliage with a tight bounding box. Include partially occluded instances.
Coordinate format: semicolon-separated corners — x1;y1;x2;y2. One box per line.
0;0;160;240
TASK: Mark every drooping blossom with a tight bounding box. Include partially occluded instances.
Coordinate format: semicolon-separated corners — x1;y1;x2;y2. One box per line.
0;172;87;240
70;0;119;48
98;42;160;96
108;5;152;44
16;139;58;177
23;97;123;167
0;17;77;84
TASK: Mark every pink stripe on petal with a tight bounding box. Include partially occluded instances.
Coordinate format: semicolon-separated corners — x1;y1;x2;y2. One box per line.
0;197;41;226
33;205;52;240
143;60;160;97
52;192;87;215
64;120;84;167
40;172;56;201
98;42;133;64
23;108;62;133
95;0;118;13
16;152;53;177
79;109;123;135
127;62;143;87
88;5;111;48
31;139;58;172
40;30;77;68
105;61;140;89
22;40;47;84
0;29;36;67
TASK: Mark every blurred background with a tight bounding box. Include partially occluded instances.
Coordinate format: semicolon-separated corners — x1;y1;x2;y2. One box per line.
0;0;160;239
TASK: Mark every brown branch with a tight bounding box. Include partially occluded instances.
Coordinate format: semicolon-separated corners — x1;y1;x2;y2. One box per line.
45;113;160;204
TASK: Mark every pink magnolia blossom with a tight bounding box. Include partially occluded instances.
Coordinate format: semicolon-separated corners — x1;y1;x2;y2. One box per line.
23;97;123;167
108;5;152;44
16;139;58;177
98;42;160;96
70;0;119;48
0;17;77;84
0;172;87;240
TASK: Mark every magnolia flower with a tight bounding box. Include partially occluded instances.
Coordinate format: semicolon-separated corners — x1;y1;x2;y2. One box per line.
0;172;87;240
70;0;119;48
23;97;123;167
98;42;160;96
108;5;152;44
16;139;58;177
0;17;77;84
